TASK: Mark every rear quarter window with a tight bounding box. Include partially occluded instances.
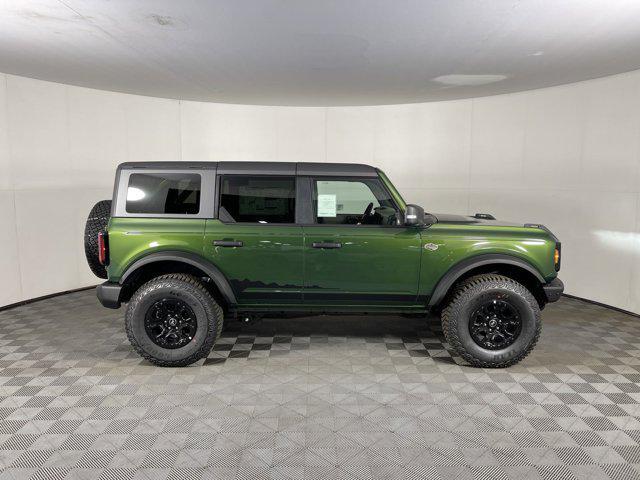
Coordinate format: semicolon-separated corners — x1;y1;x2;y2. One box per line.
126;173;201;214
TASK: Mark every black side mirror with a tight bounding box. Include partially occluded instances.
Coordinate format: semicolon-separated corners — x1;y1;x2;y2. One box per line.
404;204;425;226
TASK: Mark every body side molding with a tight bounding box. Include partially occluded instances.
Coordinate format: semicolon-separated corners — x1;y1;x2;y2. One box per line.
427;253;546;307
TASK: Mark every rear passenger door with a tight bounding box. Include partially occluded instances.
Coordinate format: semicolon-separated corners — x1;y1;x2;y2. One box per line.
203;174;304;305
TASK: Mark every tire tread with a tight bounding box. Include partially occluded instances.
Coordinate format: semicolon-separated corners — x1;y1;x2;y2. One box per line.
125;273;223;367
441;273;541;368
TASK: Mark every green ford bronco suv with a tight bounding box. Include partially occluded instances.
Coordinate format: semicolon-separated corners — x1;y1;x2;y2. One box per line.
84;162;563;367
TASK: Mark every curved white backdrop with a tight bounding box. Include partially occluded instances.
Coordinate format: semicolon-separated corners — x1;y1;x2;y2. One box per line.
1;72;639;312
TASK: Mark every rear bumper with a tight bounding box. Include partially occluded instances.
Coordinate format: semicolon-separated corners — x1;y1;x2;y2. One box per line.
543;277;564;303
96;281;122;309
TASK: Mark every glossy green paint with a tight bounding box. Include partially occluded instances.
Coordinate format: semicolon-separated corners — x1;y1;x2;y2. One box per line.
418;222;558;298
303;225;422;305
106;217;206;282
203;220;304;304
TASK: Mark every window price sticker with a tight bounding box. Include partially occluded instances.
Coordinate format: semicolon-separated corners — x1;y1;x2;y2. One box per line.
317;194;337;217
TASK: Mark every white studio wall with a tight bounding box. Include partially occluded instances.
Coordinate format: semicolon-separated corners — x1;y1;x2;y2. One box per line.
1;72;639;312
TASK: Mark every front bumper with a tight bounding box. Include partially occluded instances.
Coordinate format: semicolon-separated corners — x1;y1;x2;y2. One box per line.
96;281;122;309
543;277;564;303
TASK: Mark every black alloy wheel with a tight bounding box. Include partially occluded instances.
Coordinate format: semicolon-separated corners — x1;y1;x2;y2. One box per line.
144;298;198;349
469;298;522;350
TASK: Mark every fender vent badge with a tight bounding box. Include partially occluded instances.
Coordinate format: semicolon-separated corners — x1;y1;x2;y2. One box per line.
424;243;439;251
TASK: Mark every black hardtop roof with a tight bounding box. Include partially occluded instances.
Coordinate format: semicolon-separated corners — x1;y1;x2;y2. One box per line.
117;161;379;177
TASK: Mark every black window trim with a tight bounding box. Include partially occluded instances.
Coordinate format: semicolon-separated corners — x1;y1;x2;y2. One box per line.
215;173;300;226
113;168;405;227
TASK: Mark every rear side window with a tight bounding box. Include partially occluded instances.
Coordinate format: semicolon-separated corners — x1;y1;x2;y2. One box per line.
126;173;201;214
219;176;295;223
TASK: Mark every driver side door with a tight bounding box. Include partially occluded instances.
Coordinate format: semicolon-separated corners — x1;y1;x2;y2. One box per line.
303;176;422;306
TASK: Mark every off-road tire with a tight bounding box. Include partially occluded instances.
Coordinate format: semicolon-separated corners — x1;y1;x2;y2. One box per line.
84;200;112;279
125;274;223;367
441;274;541;368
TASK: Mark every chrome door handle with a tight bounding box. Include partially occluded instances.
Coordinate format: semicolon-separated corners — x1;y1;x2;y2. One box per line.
312;242;342;249
213;240;243;247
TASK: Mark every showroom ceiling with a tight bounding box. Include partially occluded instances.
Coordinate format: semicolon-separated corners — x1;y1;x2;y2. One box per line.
2;0;640;106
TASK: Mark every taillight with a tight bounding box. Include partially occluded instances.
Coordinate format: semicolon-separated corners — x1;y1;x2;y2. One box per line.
98;231;109;265
554;243;561;271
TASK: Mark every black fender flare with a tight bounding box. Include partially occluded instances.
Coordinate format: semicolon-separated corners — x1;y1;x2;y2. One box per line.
427;253;545;307
119;251;237;305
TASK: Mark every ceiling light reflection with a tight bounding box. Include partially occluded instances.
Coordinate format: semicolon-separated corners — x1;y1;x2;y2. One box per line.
127;187;145;201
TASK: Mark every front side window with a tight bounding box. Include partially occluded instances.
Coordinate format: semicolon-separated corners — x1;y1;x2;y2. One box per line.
219;176;296;223
313;178;399;225
126;173;201;214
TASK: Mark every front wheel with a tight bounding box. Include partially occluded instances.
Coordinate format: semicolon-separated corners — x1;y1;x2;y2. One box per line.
441;274;541;368
125;274;223;367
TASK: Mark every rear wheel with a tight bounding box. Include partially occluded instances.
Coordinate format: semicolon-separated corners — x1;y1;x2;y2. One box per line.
125;274;223;367
441;274;541;368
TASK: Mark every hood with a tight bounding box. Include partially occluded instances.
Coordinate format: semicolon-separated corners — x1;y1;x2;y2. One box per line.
433;213;523;227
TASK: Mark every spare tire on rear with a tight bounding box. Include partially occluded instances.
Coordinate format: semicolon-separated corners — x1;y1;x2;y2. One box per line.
84;200;112;279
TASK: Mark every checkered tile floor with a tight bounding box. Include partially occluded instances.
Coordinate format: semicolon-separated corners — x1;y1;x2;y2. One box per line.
1;291;640;479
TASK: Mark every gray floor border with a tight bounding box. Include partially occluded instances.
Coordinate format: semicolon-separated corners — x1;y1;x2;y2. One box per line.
562;293;640;319
0;285;97;313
